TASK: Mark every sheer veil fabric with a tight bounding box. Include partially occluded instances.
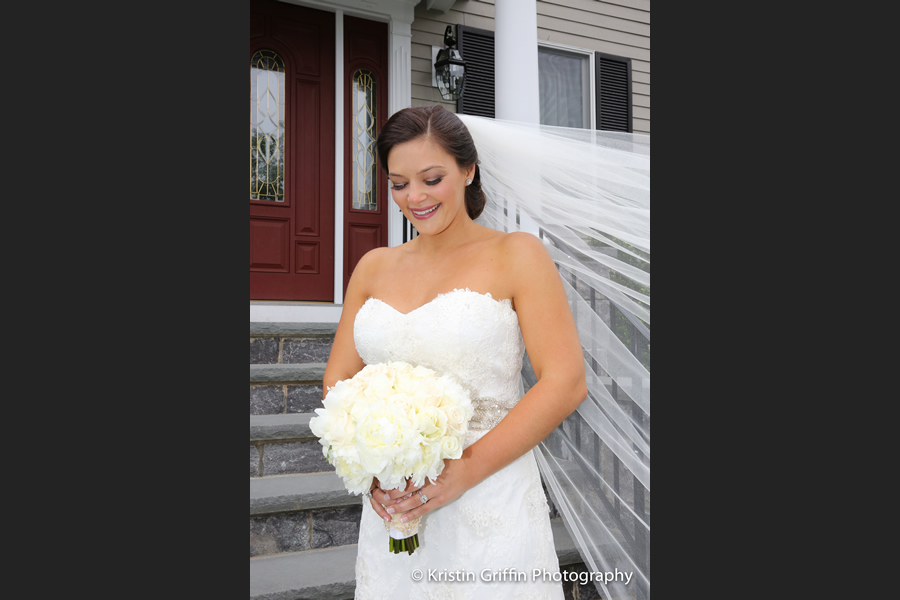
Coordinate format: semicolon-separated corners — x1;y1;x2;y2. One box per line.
459;115;650;600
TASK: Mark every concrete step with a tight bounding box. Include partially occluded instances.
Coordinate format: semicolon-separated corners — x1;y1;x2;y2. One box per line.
250;544;357;600
251;364;326;384
251;473;359;516
251;322;339;337
250;416;332;478
251;414;316;442
249;519;580;599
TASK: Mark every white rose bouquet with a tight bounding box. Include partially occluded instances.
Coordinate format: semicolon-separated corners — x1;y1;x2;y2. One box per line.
308;361;474;555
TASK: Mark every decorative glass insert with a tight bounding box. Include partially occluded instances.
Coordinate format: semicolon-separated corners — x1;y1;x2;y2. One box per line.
251;50;286;202
352;69;377;211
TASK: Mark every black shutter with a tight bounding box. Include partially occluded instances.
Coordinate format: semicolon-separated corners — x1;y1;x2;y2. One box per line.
595;52;632;132
457;25;494;118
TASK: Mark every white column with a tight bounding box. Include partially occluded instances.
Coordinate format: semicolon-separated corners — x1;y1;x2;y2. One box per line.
387;16;413;249
494;0;541;237
494;0;539;124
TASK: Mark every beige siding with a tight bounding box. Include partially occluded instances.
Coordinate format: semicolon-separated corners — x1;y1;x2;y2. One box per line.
539;0;650;23
411;0;649;135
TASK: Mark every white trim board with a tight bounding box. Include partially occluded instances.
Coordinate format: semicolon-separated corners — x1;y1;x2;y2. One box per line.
250;303;343;323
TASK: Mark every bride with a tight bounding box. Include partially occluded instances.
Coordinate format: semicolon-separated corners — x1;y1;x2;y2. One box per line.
323;105;588;599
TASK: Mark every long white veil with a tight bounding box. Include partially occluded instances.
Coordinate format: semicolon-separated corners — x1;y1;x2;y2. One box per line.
460;115;650;600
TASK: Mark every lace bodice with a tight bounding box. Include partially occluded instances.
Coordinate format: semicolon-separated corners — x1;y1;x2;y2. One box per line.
354;288;525;443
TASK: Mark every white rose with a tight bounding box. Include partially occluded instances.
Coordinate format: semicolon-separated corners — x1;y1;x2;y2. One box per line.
410;364;436;381
388;392;416;414
440;435;462;460
443;405;470;435
412;378;444;407
416;406;448;443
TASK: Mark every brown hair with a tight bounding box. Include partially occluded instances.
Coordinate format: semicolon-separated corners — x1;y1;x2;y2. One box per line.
376;105;485;220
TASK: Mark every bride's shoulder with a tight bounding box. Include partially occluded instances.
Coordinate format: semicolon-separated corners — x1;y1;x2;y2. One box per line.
494;232;557;296
497;231;551;263
345;246;402;305
353;245;402;278
349;246;391;286
473;227;543;253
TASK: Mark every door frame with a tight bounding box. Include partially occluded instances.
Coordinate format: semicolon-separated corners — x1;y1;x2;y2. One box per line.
251;0;414;323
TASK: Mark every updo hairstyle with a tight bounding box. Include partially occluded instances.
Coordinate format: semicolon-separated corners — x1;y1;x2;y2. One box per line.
376;105;485;220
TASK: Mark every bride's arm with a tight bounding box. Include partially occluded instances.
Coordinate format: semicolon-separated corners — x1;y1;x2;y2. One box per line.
322;249;383;395
387;232;587;522
465;232;588;477
322;248;398;522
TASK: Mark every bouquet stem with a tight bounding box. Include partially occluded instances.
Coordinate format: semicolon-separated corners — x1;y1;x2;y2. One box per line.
389;533;420;555
384;513;422;555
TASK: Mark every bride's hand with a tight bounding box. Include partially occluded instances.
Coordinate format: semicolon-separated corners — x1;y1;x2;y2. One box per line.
385;457;471;523
369;477;423;522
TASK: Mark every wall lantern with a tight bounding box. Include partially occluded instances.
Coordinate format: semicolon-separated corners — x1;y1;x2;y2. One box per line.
434;26;467;101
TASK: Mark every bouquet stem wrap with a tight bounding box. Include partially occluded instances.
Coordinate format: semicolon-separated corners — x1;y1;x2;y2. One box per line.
384;514;421;555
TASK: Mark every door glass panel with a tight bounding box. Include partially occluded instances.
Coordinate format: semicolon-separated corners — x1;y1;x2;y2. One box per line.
251;50;286;202
352;69;377;211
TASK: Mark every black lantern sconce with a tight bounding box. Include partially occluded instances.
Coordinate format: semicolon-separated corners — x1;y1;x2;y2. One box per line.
434;26;467;101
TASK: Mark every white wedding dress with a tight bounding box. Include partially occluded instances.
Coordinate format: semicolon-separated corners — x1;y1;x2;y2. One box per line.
352;288;565;600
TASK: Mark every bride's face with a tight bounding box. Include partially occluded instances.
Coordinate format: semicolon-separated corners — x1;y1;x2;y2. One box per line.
386;137;474;236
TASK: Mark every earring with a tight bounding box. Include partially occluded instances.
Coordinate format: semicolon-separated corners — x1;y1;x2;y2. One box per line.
465;178;473;185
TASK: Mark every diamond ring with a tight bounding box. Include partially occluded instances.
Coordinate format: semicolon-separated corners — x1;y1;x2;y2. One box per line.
418;491;428;504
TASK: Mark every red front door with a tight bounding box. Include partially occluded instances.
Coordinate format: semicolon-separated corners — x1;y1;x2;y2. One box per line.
250;0;335;301
343;16;389;296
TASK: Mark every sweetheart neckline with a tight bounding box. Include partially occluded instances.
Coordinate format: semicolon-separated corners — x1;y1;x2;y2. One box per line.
362;288;515;317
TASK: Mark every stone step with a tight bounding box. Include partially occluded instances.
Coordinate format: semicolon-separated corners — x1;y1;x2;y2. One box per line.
250;473;362;558
251;323;338;365
250;441;333;479
249;472;577;561
250;415;332;478
251;504;362;559
249;519;580;599
250;382;322;416
251;364;327;384
251;338;336;365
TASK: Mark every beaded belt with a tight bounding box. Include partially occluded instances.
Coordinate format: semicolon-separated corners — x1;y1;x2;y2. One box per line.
468;396;518;431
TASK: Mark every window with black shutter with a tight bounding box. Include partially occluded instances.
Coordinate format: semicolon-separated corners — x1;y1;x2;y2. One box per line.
595;52;632;133
454;25;632;133
456;25;495;118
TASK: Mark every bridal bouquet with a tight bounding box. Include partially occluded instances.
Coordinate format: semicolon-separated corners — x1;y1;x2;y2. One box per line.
309;361;474;555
